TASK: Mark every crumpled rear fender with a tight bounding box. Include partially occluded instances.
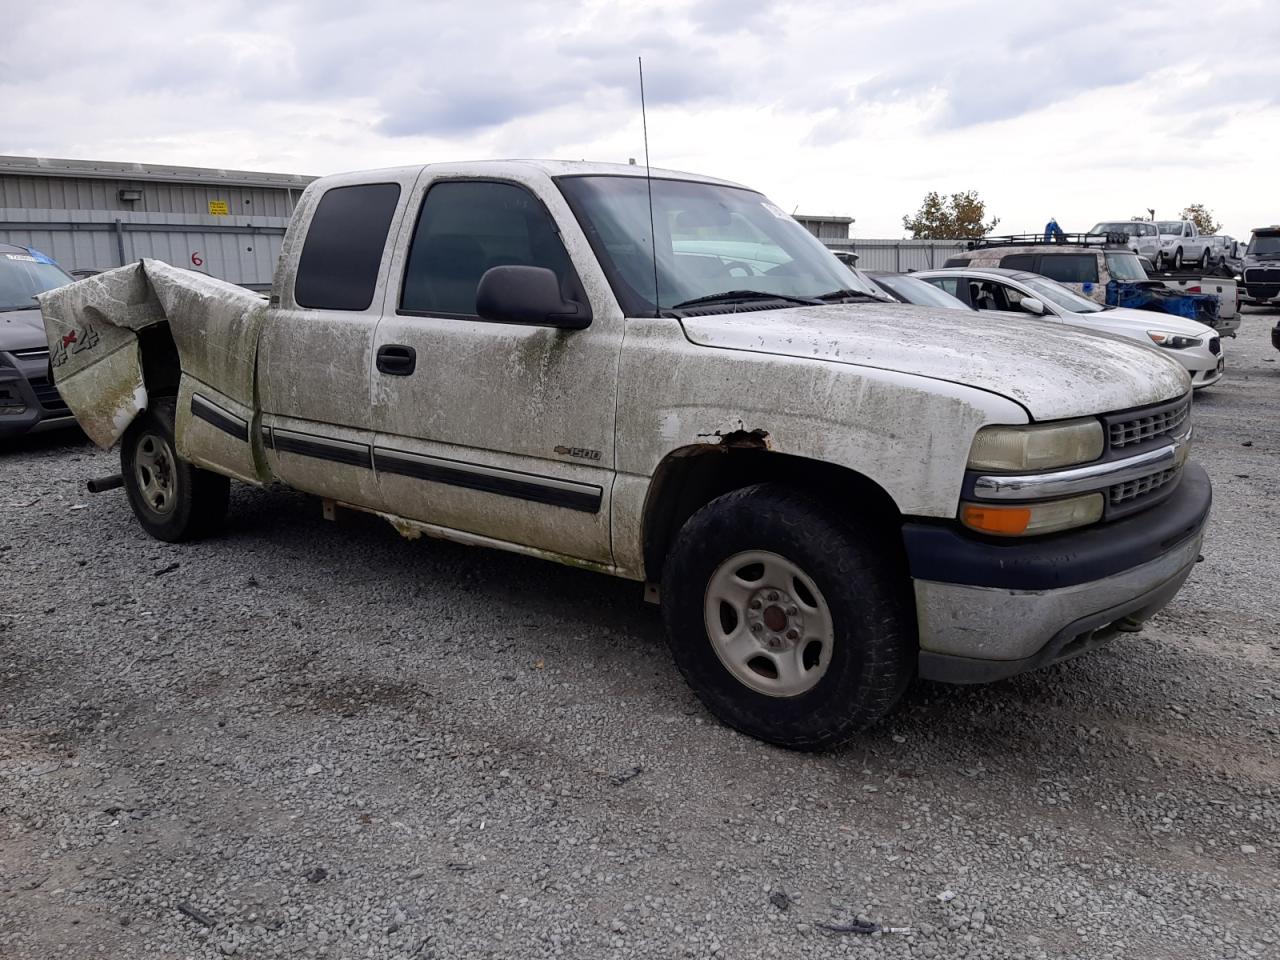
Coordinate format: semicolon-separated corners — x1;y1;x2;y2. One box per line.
39;260;270;479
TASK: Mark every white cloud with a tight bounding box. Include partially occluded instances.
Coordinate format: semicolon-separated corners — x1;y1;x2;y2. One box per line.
1;0;1276;237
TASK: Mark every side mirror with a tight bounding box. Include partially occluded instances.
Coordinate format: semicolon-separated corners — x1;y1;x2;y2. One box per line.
1020;297;1045;315
476;266;592;329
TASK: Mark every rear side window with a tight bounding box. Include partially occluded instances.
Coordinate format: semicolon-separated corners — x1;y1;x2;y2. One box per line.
295;183;401;311
1036;254;1099;284
942;257;970;267
924;277;963;299
999;254;1037;271
400;180;578;318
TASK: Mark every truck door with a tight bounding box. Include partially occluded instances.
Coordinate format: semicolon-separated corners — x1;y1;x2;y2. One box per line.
258;174;419;511
369;174;622;565
1138;224;1159;259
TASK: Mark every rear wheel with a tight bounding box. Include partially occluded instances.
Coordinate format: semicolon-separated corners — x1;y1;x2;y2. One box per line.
1200;248;1211;269
121;397;229;542
659;483;915;750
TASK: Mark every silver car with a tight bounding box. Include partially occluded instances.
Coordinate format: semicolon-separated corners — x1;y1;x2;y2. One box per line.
914;267;1225;390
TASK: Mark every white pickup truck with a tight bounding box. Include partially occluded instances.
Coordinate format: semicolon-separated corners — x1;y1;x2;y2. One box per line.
1153;220;1214;271
40;160;1211;750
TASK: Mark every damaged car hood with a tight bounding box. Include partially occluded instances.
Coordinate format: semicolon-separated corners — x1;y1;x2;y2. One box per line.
678;302;1190;421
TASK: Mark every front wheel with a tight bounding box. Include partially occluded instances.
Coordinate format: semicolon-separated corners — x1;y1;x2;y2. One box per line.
121;397;230;542
659;484;915;750
1173;247;1184;270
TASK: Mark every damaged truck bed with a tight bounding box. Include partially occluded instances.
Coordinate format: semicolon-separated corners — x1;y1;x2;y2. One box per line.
41;259;269;484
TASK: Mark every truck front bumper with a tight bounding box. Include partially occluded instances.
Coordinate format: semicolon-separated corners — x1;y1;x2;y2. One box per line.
904;462;1211;684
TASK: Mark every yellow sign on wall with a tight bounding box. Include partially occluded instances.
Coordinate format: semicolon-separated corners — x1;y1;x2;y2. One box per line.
208;200;229;216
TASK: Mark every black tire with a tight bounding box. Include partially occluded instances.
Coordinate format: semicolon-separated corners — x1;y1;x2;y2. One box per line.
1173;247;1183;270
1200;248;1211;270
659;483;915;751
121;397;230;542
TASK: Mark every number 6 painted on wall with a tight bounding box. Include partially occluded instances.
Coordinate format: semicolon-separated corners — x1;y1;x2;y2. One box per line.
191;252;203;267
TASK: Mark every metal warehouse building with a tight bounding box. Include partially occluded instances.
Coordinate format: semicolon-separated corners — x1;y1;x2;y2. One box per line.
0;155;314;290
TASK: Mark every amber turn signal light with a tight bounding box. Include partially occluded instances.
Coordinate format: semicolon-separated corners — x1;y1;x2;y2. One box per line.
961;503;1032;535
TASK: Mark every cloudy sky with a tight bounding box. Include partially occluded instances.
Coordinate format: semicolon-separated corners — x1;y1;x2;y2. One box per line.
4;0;1276;238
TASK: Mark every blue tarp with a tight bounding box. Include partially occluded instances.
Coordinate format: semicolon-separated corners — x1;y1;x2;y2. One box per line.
1106;281;1219;326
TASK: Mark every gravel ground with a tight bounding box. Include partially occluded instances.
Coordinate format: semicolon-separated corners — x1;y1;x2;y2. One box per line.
2;308;1277;960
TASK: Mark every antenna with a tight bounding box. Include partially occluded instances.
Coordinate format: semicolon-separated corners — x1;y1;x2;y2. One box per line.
639;56;660;318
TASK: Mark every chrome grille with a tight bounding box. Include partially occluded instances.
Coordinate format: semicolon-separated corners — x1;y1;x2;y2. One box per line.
1109;466;1179;506
11;346;50;361
1109;399;1190;449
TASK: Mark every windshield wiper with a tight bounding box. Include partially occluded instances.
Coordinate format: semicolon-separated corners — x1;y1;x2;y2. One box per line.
669;290;825;310
812;288;889;303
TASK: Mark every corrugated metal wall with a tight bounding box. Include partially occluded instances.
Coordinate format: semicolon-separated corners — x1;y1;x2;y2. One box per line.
0;174;298;217
0;209;288;289
0;166;304;289
823;238;968;272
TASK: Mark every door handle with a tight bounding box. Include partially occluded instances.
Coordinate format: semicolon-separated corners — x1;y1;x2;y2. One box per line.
376;344;417;376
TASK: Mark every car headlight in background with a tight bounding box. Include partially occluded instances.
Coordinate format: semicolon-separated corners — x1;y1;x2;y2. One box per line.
1147;331;1199;349
967;418;1105;472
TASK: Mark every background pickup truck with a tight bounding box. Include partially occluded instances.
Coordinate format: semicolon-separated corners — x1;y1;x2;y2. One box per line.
40;160;1211;750
1141;268;1240;336
1153;220;1213;271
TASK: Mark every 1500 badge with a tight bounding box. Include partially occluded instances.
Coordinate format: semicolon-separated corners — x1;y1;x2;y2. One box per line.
554;445;601;461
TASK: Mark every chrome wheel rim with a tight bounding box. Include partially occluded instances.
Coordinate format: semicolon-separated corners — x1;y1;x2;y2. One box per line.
134;432;177;516
703;550;835;697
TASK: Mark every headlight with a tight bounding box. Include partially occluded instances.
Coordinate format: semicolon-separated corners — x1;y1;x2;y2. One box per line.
1147;331;1199;349
967;419;1104;472
960;493;1104;537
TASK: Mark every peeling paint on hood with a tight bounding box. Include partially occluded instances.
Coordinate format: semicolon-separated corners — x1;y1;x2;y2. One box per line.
677;303;1190;420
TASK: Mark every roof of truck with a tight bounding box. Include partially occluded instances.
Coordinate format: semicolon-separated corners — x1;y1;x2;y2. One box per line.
315;159;748;190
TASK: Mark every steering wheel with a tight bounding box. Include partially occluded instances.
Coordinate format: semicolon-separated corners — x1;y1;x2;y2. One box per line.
722;259;756;278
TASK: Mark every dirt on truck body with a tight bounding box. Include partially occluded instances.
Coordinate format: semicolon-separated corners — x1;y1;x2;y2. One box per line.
40;159;1210;750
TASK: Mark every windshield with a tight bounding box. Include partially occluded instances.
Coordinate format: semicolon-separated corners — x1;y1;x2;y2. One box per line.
1021;275;1104;314
871;273;970;310
0;251;72;311
1247;234;1280;256
1105;252;1148;281
1155;221;1184;236
1091;222;1142;237
555;175;878;315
